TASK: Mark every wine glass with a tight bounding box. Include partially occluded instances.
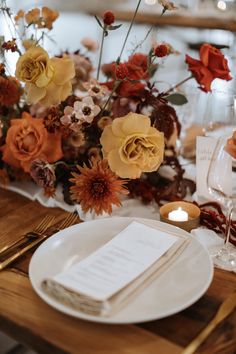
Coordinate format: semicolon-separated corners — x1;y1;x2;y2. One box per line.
203;89;236;136
207;134;236;271
174;85;208;160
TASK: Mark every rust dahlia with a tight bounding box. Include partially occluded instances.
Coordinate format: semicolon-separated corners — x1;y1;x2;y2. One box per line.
70;160;128;215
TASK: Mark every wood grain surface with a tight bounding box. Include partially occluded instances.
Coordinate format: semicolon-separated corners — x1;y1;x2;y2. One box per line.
0;188;235;354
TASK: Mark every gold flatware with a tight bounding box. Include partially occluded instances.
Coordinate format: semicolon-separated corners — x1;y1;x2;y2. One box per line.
0;215;55;256
181;292;236;354
0;213;79;271
57;212;79;230
0;215;55;271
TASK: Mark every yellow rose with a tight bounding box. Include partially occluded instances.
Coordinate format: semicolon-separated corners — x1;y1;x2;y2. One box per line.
100;112;164;178
15;46;75;107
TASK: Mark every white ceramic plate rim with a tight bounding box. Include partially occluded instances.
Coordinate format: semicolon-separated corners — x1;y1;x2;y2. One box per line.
29;217;214;324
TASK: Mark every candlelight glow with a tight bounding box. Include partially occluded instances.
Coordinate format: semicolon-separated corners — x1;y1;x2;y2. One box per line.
217;1;227;10
168;207;189;222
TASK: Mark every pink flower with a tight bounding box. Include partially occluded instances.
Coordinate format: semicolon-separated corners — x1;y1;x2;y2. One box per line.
69;53;93;89
61;97;100;131
81;38;99;52
83;79;109;98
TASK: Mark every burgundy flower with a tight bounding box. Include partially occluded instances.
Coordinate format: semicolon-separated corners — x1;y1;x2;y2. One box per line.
103;11;115;26
30;159;56;188
155;44;169;58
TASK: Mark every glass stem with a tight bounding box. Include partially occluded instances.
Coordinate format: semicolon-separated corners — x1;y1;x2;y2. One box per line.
224;207;233;247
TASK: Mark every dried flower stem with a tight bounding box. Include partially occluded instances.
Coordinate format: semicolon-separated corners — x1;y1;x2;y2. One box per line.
131;25;154;55
54;161;74;168
101;80;121;115
0;3;22;55
165;75;193;94
131;9;166;55
117;0;142;63
97;27;106;80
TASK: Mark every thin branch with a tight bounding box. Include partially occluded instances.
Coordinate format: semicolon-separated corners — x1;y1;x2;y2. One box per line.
164;75;193;94
97;28;105;80
117;0;142;62
101;81;121;115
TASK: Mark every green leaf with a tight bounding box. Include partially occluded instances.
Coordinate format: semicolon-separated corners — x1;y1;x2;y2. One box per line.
108;24;122;31
166;93;188;106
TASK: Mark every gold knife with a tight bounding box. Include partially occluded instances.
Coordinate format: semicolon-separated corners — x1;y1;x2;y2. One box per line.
0;234;49;270
181;292;236;354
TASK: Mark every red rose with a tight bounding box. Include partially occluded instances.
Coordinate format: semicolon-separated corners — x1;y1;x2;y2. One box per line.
101;53;156;98
126;53;149;80
186;43;231;92
117;81;146;98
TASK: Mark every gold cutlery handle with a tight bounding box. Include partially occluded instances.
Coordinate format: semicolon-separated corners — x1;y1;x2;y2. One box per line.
0;235;46;270
182;292;236;354
181;321;215;354
0;235;27;255
0;232;40;257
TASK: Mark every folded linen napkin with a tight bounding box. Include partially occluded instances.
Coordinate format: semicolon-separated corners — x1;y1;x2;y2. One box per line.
42;221;189;317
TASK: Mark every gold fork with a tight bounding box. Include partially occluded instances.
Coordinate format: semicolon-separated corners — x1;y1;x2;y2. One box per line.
56;212;79;230
0;215;55;256
0;213;78;271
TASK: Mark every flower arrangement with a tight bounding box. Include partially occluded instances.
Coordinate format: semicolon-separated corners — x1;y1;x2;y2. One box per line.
0;0;232;216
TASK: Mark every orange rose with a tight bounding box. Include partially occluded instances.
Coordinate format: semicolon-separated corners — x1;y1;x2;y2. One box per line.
225;131;236;159
1;112;63;172
186;44;231;92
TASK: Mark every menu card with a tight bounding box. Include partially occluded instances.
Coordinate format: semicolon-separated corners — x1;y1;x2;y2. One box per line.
42;221;188;316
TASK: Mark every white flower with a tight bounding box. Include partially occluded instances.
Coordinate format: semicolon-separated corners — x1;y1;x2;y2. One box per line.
83;79;109;98
74;96;101;123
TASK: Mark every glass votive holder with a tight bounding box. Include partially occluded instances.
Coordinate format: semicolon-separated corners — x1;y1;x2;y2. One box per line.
159;201;200;232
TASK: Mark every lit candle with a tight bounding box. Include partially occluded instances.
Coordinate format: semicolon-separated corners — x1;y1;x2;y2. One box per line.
168;207;188;222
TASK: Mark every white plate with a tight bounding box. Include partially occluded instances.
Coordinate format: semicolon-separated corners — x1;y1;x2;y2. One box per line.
29;217;213;324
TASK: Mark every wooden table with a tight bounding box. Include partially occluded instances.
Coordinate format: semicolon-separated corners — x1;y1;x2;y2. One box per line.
0;188;235;354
